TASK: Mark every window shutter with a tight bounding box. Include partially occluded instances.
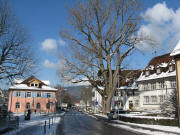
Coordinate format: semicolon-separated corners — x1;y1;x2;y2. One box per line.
14;91;16;97
45;93;47;98
51;93;53;98
41;92;43;98
35;92;37;97
31;92;33;97
21;92;24;97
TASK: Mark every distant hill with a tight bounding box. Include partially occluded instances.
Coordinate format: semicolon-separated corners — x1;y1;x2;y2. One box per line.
65;85;88;99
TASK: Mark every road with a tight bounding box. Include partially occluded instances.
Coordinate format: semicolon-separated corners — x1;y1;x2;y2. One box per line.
56;110;138;135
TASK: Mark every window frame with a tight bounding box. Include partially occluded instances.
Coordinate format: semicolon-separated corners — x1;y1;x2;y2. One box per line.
36;103;41;109
15;102;20;109
26;102;30;109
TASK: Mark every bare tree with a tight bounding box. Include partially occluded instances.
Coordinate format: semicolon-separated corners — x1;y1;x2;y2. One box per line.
0;0;36;82
58;0;153;113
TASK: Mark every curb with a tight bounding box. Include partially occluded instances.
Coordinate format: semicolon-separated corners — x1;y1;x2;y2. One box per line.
93;114;180;135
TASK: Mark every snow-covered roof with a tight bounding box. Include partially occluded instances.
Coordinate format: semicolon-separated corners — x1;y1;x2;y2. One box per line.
117;82;138;90
170;40;180;56
14;79;24;84
137;71;176;82
9;84;57;91
41;80;50;85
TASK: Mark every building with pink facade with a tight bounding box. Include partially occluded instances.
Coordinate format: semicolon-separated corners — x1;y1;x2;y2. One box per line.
8;76;57;113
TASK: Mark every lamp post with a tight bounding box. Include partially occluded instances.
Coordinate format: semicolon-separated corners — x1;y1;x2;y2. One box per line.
171;41;180;127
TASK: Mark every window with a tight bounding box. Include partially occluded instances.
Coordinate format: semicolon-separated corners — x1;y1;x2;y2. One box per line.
120;91;123;96
46;103;50;109
26;92;31;97
16;91;21;97
31;83;34;87
47;93;51;98
170;80;176;88
144;96;149;104
135;100;139;107
26;102;30;109
35;84;38;87
36;103;41;109
169;65;174;72
159;81;165;89
156;68;161;74
145;71;150;76
151;83;156;90
159;95;165;103
151;96;157;104
16;102;20;109
144;84;149;90
37;92;41;97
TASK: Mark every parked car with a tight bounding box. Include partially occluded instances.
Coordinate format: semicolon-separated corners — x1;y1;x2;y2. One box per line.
107;109;129;120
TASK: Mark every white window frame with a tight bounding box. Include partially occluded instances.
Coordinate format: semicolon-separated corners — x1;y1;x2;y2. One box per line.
156;68;161;74
144;96;149;104
27;92;31;97
16;91;21;97
151;96;157;104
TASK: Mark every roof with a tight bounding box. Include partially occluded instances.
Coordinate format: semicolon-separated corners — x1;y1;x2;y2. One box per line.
147;53;173;68
9;76;57;91
137;53;176;82
9;84;57;91
171;40;180;56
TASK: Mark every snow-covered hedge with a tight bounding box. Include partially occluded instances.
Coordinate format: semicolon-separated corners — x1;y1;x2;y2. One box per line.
117;116;178;126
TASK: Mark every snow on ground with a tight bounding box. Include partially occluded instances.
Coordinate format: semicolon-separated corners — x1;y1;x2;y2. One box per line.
112;120;180;135
4;112;65;135
109;123;177;135
94;114;108;119
118;113;174;120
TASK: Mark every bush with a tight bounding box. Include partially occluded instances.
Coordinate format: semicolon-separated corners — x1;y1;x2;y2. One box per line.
117;116;178;126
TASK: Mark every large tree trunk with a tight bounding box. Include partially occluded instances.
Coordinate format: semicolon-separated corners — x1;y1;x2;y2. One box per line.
102;96;112;114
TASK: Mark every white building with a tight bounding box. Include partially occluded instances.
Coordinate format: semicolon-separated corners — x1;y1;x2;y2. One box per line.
137;53;176;111
111;70;141;111
92;87;102;113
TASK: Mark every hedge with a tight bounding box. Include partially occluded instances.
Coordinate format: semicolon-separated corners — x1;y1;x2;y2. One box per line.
117;116;178;126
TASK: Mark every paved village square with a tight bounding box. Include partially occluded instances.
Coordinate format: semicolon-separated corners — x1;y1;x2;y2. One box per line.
2;0;180;135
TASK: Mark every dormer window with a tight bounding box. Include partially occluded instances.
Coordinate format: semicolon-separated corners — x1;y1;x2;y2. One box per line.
156;68;161;74
145;71;150;76
169;65;174;72
30;83;38;87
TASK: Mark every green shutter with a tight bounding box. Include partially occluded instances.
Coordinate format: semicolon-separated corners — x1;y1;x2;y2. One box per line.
35;92;37;97
31;92;33;97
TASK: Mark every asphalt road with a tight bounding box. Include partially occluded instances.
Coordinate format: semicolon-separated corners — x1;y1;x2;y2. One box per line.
56;110;138;135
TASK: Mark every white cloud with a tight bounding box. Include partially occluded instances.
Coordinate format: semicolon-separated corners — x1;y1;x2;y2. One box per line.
41;38;57;51
142;2;174;24
58;38;66;46
136;2;180;52
43;60;56;68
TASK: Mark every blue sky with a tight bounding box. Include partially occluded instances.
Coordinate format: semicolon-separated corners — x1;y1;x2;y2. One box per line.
8;0;180;86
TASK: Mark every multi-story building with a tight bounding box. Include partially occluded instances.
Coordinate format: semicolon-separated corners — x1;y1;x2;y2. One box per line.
111;70;141;111
137;53;176;111
92;87;102;113
8;76;57;113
